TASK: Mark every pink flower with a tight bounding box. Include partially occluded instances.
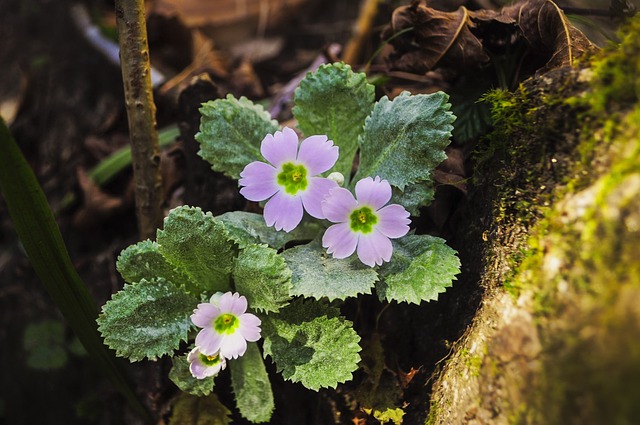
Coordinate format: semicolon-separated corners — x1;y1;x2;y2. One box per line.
239;127;339;232
187;346;226;379
321;176;411;267
191;292;262;360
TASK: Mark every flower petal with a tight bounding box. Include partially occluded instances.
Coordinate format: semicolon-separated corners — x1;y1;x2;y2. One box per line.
322;222;358;259
239;313;261;342
300;177;338;219
321;187;358;223
355;176;391;209
263;191;304;232
260;127;299;168
195;327;223;356
376;204;411;238
229;294;248;316
356;230;393;267
217;292;237;313
191;303;219;328
297;135;339;175
220;333;248;359
239;161;279;201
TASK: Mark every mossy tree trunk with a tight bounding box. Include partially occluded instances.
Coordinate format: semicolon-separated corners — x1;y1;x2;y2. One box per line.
425;19;640;425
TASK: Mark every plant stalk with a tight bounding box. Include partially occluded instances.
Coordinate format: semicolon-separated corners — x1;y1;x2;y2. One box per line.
115;0;164;240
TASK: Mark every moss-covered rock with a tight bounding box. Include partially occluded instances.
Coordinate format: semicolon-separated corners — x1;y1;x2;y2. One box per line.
426;14;640;425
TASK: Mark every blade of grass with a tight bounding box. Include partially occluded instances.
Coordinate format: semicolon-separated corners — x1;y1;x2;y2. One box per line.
0;117;151;422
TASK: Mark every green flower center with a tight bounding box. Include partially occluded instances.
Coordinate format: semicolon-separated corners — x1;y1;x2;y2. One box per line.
199;352;222;367
214;313;239;334
277;162;308;195
350;206;378;234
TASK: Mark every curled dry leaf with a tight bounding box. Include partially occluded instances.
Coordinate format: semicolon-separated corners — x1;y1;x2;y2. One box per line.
384;0;595;75
383;1;490;73
501;0;595;72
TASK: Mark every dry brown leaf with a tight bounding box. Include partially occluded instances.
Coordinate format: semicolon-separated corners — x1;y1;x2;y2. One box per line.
502;0;595;71
384;0;595;75
384;1;489;73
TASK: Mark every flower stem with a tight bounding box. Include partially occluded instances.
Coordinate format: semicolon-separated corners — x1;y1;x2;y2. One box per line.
115;0;164;240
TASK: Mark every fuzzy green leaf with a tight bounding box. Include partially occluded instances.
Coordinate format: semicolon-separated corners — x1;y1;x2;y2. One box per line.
196;94;279;179
233;244;292;314
293;62;375;181
117;240;193;287
262;299;361;390
355;91;455;190
169;354;216;396
169;393;231;425
376;235;460;304
158;206;237;294
230;343;274;423
97;278;196;361
390;183;436;217
218;211;321;250
282;239;378;301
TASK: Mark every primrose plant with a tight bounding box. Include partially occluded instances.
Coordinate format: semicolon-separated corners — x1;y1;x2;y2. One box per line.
97;62;461;422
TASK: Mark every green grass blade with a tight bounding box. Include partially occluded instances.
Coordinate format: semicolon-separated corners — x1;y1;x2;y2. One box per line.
0;117;151;422
90;124;179;185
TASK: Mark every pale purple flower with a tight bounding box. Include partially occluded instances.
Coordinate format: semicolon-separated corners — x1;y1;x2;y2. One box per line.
187;346;226;379
239;127;339;232
321;176;411;267
191;292;261;360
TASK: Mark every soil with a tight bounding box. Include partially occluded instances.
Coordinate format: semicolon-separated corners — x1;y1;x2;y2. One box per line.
0;1;486;424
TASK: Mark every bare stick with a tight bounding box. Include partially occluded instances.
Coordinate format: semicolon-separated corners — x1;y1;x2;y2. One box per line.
343;0;381;65
115;0;164;240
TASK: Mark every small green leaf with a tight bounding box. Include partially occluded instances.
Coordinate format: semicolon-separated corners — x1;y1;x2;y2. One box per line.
23;321;68;370
293;62;375;181
158;206;237;294
230;343;274;423
233;244;292;313
390;183;436;217
169;354;216;396
169;393;231;425
97;278;196;361
218;211;321;250
117;240;193;287
282;239;378;301
355;91;455;190
262;299;361;390
373;407;405;425
196;95;279;179
376;235;460;304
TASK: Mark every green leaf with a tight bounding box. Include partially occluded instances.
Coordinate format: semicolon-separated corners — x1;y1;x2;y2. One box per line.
23;321;68;370
233;244;292;314
390;183;436;217
355;91;455;190
217;211;321;250
282;239;378;301
262;299;361;390
0;118;149;420
293;62;375;181
97;278;196;361
117;240;193;287
230;343;274;423
169;354;216;396
158;206;237;294
196;95;279;179
376;235;460;304
169;393;231;425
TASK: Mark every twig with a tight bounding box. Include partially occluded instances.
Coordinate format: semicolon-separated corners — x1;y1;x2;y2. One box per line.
343;0;381;65
115;0;164;240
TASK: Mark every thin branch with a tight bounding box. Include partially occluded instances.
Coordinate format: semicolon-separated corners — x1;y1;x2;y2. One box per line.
115;0;164;240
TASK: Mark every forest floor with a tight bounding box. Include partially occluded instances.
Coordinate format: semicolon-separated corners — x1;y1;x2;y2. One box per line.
0;0;622;424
